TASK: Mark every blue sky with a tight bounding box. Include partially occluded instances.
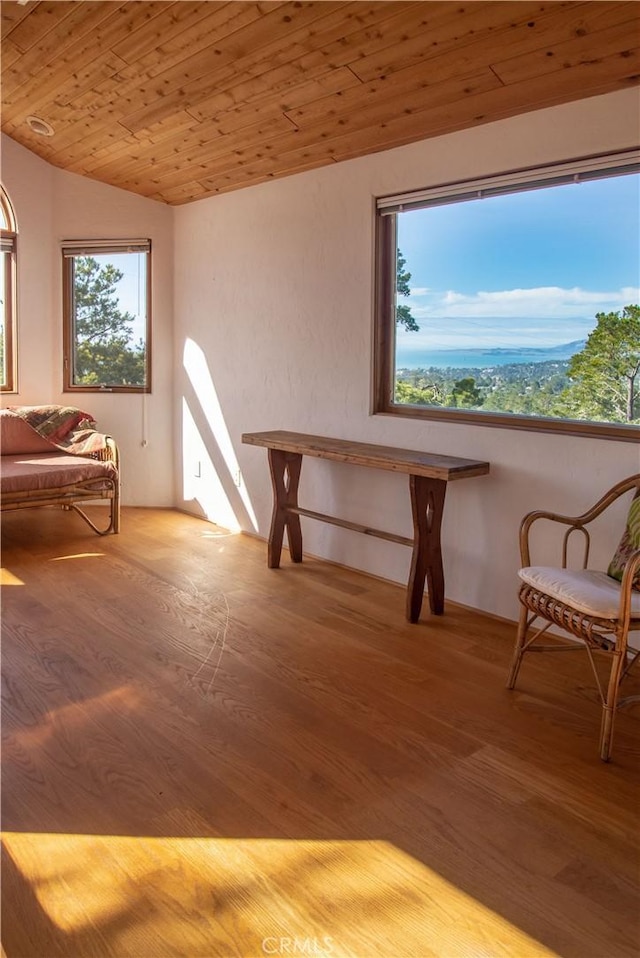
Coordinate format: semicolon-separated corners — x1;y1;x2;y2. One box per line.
396;172;640;350
95;252;147;343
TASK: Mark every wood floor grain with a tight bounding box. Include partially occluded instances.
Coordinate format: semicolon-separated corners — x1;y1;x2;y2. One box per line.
1;507;639;958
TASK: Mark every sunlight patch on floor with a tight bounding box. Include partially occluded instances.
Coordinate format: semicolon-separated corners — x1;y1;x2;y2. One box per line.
49;553;105;562
2;833;557;957
0;567;24;585
200;527;239;540
7;686;142;751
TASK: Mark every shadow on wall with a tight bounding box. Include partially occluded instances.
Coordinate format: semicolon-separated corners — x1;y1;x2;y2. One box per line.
181;338;257;533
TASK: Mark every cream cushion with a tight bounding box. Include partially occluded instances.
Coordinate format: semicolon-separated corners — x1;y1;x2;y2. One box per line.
519;566;640;619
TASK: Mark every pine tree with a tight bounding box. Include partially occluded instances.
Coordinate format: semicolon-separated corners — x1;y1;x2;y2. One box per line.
73;256;145;386
396;249;419;332
561;305;640;422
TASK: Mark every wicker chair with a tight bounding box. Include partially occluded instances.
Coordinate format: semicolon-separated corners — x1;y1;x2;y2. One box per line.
507;474;640;761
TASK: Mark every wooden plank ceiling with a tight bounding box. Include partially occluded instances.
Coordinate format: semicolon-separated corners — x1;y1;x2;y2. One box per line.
2;1;639;205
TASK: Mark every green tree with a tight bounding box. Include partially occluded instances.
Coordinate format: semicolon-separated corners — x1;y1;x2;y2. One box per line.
450;377;483;408
396;249;419;332
394;378;445;405
395;380;430;405
563;305;640;422
73;256;145;386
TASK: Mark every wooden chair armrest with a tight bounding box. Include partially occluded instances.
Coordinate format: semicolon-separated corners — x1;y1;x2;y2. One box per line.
519;474;640;568
520;509;590;567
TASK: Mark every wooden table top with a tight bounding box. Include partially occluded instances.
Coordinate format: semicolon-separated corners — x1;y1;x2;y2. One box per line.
242;430;490;482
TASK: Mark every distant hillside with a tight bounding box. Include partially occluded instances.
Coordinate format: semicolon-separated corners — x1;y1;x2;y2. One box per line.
488;339;586;356
395;339;588;370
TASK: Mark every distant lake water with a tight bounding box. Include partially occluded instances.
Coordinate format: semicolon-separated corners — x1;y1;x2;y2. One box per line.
396;340;585;370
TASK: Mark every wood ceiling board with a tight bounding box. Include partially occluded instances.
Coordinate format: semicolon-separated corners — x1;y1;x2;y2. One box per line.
207;53;639;182
4;1;78;54
348;1;624;83
184;154;339;202
283;1;467;79
1;5;158;118
110;1;227;65
1;3;158;100
283;61;498;130
61;116;205;177
109;1;289;86
41;55;640;196
200;70;361;136
48;4;406;148
347;0;580;82
0;36;23;72
230;0;426;83
86;114;296;188
185;58;352;122
491;17;640;85
115;2;289;93
2;52;131;146
147;2;421;124
326;49;640;158
2;0;639;205
0;0;36;38
129;110;208;147
159;69;504;193
114;6;407;145
6;1;128;79
113;4;361;134
149;181;215;205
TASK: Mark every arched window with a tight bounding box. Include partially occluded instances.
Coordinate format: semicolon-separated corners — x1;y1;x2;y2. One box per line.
1;186;17;392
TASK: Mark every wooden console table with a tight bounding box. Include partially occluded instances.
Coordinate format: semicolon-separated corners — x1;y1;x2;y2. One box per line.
241;430;489;623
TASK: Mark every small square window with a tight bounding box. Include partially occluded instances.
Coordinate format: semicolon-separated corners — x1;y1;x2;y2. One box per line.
63;240;151;392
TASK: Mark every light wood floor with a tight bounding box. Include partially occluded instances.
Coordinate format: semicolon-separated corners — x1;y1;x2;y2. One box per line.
1;506;639;958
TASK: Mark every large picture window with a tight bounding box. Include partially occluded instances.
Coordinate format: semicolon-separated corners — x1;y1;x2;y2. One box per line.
1;186;17;393
374;151;640;441
62;239;151;393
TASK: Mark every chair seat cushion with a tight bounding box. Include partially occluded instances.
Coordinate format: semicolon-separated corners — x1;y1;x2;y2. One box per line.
518;566;640;619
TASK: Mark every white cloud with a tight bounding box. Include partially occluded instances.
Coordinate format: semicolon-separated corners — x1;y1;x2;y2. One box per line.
403;285;640;320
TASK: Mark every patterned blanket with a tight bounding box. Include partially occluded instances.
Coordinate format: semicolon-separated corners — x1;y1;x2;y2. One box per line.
7;405;109;457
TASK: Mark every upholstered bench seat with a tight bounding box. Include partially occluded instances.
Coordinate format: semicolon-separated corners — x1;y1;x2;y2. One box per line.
1;453;118;495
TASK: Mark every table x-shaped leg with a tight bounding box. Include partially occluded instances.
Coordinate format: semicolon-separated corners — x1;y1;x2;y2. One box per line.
267;448;303;568
407;475;447;621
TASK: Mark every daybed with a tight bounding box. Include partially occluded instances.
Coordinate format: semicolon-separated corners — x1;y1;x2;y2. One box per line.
0;405;120;535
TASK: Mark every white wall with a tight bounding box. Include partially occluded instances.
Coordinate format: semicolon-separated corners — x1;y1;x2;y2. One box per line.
1;135;175;506
174;89;640;623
